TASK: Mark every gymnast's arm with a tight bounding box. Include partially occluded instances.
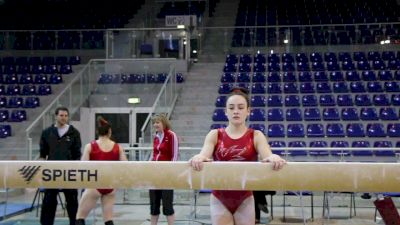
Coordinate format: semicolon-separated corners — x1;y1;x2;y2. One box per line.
80;143;91;161
253;130;286;170
119;145;128;161
189;129;218;171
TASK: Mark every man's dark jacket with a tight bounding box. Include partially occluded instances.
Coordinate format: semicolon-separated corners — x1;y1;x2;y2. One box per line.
39;125;82;160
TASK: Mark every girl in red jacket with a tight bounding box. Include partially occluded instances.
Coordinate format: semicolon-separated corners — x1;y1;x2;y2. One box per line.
150;114;179;225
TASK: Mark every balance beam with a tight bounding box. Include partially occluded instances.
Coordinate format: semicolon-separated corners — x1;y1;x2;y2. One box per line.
0;161;398;192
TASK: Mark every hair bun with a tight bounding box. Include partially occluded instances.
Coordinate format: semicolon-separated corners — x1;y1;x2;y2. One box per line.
97;117;109;127
230;86;249;95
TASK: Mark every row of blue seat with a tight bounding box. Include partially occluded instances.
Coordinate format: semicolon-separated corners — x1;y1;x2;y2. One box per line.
210;122;400;138
0;74;63;85
0;97;40;109
0;56;81;66
217;94;400;107
98;73;184;84
0;84;52;96
224;60;400;72
0;64;73;75
221;70;400;83
0;110;27;123
226;52;400;64
218;82;400;94
214;106;400;122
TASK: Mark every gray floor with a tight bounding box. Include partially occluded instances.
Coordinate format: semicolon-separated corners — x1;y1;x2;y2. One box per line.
0;189;393;225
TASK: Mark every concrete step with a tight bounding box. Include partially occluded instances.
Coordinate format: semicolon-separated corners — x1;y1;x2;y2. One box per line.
173;106;215;114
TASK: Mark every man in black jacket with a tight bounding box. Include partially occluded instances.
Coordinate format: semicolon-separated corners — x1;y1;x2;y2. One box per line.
39;106;82;225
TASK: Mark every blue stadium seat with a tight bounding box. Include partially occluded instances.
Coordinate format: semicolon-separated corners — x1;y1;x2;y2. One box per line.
330;141;350;157
300;82;315;93
360;108;379;120
267;108;284;121
218;83;234;94
327;62;341;71
319;94;335;106
298;71;312;82
4;74;18;84
250;95;265;107
302;95;318;107
250;108;266;121
304;108;321;121
366;123;386;137
269;141;286;156
367;81;384;92
38;85;52;95
22;84;36;95
212;109;228;121
49;74;63;84
59;65;72;74
98;74;113;84
314;71;328;81
379;108;398;120
281;53;293;63
379;71;394;81
387;123;400;137
0;110;9;122
339;52;352;62
0;97;6;108
341;108;359;121
6;85;21;95
0;124;11;138
283;83;298;93
352;141;373;156
388;59;400;70
252;72;266;82
307;123;324;137
19;74;33;84
248;123;265;133
346;123;365;137
268;124;285;137
337;94;353;106
357;61;371;70
34;74;48;84
342;61;355;71
362;71;377;81
0;86;4;96
373;60;387;71
283;72;296;82
309;141;329;156
312;61;325;71
310;52;323;62
43;64;58;74
287;141;308;156
384;81;400;92
251;83;267;94
287;124;305;137
324;52;337;62
285;95;300;106
346;71;360;81
215;96;227;107
350;82;366;93
332;82;349;93
9;109;27;122
286;108;302;121
323;108;340;120
326;123;345;137
392;94;400;105
373;94;390;106
395;71;400;81
69;56;81;65
316;82;331;93
221;73;235;83
267;83;282;93
268;62;281;72
267;95;283;107
382;51;395;61
281;62;294;72
355;94;372;106
374;141;395;157
237;73;250;82
30;65;44;74
24;97;40;108
3;65;16;75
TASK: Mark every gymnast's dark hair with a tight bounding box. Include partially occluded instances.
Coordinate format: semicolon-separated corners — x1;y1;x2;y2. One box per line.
227;87;250;107
97;116;111;136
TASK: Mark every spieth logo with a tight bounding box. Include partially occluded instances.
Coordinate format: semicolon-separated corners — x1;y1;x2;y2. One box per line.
18;166;41;184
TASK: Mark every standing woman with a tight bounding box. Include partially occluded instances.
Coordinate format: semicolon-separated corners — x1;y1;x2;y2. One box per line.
189;87;286;225
150;114;179;225
75;117;128;225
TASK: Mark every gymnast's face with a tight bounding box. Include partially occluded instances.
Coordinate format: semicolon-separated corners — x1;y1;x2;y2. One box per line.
153;120;164;133
225;95;250;125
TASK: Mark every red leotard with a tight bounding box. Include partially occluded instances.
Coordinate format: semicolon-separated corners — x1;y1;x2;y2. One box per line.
90;141;120;195
212;128;258;214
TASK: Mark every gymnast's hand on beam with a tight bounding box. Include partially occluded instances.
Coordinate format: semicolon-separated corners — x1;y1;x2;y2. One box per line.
189;154;213;171
261;154;287;171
